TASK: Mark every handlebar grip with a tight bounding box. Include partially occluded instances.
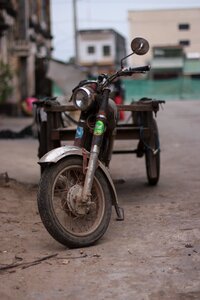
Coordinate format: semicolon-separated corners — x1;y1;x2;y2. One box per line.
129;65;151;72
119;65;150;77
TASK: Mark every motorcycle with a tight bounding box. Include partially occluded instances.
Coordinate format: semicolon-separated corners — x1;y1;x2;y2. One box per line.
37;37;155;248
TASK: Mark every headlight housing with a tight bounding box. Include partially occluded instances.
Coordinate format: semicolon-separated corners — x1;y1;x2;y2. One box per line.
72;87;95;111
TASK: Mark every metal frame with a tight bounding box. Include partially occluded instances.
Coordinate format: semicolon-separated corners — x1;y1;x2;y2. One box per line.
35;101;162;158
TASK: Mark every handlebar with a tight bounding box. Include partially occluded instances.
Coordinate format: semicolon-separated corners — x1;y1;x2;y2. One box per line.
102;65;151;87
73;65;151;90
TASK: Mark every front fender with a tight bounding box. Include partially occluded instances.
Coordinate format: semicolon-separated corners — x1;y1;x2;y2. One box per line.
38;145;119;207
38;145;83;164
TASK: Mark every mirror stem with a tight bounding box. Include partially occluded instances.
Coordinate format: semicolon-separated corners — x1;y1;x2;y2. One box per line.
121;52;134;69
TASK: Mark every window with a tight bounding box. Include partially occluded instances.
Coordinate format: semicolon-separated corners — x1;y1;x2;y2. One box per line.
103;45;111;56
154;49;165;57
154;48;183;58
87;46;95;54
179;40;190;46
178;23;190;30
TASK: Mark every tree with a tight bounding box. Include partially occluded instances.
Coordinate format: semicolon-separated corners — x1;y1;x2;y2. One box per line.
0;61;13;103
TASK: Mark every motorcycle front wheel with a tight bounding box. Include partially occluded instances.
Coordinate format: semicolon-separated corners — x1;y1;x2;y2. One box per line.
37;157;112;248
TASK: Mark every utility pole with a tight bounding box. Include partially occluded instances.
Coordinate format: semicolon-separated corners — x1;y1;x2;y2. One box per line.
73;0;78;65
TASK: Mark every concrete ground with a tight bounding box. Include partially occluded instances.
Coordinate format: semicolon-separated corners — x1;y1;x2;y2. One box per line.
0;115;40;183
0;100;200;300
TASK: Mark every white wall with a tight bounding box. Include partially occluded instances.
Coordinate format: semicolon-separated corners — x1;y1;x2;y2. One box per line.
77;32;115;65
128;8;200;66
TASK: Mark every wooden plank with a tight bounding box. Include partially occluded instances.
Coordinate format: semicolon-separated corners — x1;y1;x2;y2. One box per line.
115;127;150;140
51;128;76;140
51;126;150;141
117;104;153;111
45;103;155;113
45;105;77;112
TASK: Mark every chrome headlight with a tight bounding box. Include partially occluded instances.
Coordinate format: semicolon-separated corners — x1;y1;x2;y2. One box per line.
72;87;94;111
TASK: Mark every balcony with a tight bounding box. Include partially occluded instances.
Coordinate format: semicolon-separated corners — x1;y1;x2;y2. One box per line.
13;40;30;57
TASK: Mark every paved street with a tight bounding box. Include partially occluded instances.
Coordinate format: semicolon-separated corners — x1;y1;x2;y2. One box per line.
0;100;200;300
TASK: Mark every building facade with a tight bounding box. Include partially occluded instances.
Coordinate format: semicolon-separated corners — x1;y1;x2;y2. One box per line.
0;0;52;115
128;8;200;73
77;29;126;76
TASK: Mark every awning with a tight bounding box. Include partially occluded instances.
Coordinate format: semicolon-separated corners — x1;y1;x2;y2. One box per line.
151;57;184;71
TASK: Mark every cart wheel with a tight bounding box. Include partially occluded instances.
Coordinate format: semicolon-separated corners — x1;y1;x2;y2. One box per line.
145;119;160;185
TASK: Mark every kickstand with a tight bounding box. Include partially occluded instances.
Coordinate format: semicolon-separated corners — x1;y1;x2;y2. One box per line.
115;205;124;221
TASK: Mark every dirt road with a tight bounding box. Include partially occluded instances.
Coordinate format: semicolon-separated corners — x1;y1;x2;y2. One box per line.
0;101;200;300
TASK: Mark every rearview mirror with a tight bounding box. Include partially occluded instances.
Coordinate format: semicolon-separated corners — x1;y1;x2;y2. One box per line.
131;37;149;55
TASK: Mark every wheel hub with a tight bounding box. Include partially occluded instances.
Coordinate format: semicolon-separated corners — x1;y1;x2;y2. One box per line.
67;184;89;216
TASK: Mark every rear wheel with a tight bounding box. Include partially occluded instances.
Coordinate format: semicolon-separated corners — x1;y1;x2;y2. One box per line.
37;157;112;248
145;119;160;185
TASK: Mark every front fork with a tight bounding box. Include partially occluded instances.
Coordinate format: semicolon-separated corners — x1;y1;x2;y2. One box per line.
81;115;124;221
82;89;109;203
78;89;124;220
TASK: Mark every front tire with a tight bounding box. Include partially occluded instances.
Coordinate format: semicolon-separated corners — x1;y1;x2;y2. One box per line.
37;157;112;248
